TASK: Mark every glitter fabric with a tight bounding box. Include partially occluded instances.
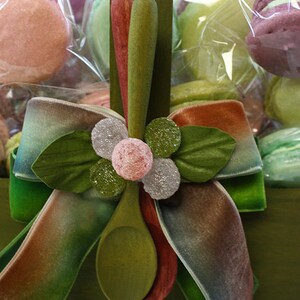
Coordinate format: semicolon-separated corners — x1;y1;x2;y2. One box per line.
144;118;181;158
142;158;181;200
90;158;126;199
91;118;128;160
112;138;153;181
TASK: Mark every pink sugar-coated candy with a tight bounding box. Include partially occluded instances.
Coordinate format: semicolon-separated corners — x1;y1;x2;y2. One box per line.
112;138;153;181
0;0;71;84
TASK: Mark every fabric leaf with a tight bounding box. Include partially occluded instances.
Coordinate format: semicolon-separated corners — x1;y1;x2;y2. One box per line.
32;131;99;193
172;126;236;182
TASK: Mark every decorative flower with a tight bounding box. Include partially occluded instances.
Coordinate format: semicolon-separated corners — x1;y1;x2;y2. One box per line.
26;111;240;205
90;117;181;200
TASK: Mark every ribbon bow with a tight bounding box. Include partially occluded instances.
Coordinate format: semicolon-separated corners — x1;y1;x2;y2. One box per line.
0;0;265;299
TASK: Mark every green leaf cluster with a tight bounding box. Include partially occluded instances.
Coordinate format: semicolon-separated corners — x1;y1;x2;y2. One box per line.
31;124;236;195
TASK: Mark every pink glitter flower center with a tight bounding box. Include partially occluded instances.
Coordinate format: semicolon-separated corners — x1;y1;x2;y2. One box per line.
112;138;153;181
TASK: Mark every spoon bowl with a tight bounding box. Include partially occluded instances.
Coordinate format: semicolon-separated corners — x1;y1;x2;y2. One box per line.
96;181;157;300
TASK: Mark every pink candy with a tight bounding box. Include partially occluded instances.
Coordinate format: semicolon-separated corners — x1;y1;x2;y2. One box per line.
112;138;153;181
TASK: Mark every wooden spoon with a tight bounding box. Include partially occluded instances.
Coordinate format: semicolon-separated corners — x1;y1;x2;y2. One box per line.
111;0;133;122
96;1;158;299
140;190;178;300
96;181;157;299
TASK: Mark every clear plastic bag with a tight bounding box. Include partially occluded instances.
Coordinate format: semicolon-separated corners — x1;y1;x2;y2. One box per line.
0;0;103;87
240;0;300;78
171;0;268;134
0;0;71;84
0;81;109;176
239;0;300;129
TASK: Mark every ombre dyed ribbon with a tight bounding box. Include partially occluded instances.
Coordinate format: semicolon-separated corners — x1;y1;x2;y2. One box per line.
156;181;254;299
0;97;263;299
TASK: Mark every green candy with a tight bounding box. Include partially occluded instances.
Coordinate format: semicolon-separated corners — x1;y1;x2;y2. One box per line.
145;117;181;158
170;80;239;112
87;0;110;79
90;158;126;200
177;0;258;85
259;128;300;187
265;77;300;126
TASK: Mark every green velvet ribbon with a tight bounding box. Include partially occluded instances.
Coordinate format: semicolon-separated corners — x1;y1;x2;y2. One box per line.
9;148;52;223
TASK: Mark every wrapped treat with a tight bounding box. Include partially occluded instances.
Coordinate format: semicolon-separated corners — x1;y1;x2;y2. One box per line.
0;0;101;89
0;0;72;84
175;0;262;85
79;82;110;107
85;0;110;79
265;76;300;126
85;0;180;81
173;0;267;135
244;0;300;77
259;127;300;187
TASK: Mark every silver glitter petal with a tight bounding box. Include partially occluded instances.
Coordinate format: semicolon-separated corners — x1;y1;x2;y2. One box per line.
91;118;128;160
142;158;181;200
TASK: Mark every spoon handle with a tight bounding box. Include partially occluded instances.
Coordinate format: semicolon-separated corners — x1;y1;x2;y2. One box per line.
127;0;158;139
111;0;133;122
110;181;145;228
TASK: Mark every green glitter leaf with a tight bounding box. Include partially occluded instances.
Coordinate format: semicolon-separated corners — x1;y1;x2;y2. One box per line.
173;126;236;182
90;158;126;200
32;131;99;193
144;117;181;158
